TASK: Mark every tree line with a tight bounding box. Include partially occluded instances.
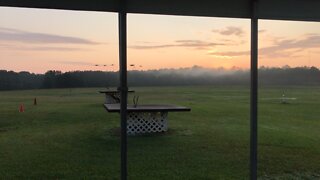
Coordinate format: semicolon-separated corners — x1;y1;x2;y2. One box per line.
0;66;319;90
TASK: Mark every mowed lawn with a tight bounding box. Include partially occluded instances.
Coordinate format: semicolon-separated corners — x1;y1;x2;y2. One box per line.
0;86;319;179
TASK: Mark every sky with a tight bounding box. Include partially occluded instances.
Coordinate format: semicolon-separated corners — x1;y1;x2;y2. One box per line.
0;7;320;73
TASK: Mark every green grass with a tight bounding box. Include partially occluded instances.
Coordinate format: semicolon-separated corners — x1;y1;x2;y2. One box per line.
0;86;319;179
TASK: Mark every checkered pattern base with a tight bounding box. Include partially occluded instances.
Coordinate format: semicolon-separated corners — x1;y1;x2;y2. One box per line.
127;112;168;135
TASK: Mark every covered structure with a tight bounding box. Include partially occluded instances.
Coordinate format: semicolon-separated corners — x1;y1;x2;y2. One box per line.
1;0;320;21
1;0;319;179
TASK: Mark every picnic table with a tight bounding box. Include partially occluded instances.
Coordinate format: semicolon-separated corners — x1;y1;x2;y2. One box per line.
104;104;191;135
99;89;134;104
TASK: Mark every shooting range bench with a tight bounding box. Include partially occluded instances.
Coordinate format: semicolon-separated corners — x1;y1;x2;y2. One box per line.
104;104;191;135
99;90;134;104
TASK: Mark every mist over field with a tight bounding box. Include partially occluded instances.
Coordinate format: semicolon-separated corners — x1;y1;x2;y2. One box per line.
1;65;320;90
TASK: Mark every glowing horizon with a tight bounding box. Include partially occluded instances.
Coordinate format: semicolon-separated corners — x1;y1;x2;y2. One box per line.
0;7;320;74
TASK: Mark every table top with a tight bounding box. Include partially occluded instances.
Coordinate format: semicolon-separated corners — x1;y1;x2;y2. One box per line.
99;90;135;94
104;104;191;112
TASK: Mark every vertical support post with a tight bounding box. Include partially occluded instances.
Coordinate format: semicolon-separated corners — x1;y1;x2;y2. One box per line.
250;0;258;180
118;0;128;179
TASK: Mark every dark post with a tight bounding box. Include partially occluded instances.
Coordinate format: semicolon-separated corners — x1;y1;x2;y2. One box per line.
34;98;37;105
118;0;128;179
250;0;258;180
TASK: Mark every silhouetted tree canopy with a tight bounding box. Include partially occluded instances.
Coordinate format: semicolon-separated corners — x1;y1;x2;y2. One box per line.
0;66;319;90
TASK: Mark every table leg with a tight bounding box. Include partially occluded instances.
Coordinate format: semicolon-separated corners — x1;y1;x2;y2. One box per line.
105;94;120;104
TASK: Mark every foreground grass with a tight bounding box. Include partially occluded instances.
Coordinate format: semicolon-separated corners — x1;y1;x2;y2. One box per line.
0;86;319;179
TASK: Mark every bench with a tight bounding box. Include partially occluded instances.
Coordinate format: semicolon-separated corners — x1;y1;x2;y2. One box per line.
104;104;191;135
99;90;134;104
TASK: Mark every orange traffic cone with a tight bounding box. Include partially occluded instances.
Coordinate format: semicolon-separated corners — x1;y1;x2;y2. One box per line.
19;104;24;112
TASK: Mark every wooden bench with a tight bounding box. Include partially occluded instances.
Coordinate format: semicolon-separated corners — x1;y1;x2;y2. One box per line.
99;90;134;104
104;104;191;135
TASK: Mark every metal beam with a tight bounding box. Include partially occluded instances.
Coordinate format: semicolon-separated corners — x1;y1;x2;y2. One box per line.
118;0;128;179
250;0;258;179
0;0;119;12
1;0;320;22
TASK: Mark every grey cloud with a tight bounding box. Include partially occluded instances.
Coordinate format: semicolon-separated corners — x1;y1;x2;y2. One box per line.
259;34;320;58
0;43;85;51
209;34;320;58
213;26;245;36
0;27;99;44
130;40;224;50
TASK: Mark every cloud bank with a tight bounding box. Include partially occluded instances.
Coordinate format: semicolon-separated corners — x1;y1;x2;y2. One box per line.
209;34;320;58
130;40;224;50
0;27;98;44
212;26;245;36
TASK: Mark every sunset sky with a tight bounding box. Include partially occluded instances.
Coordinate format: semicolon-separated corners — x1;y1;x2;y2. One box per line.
0;7;320;73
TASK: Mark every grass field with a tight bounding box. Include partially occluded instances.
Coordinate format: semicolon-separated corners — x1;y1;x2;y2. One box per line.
0;86;320;179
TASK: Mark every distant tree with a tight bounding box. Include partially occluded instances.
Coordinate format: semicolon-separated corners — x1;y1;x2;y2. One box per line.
0;66;320;91
42;70;61;88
